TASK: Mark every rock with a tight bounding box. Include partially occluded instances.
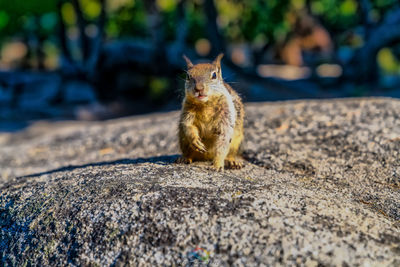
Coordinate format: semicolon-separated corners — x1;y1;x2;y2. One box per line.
0;98;399;266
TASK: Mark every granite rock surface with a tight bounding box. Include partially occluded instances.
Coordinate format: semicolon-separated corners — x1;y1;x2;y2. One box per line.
1;98;399;266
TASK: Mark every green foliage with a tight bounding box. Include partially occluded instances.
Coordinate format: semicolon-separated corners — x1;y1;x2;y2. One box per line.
0;0;398;44
310;0;359;31
185;1;207;43
0;0;399;69
81;0;102;20
0;0;57;40
378;48;400;75
106;0;148;38
149;77;169;100
218;0;291;43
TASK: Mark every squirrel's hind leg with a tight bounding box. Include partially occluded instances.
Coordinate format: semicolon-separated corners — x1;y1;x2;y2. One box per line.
225;157;243;169
224;128;244;169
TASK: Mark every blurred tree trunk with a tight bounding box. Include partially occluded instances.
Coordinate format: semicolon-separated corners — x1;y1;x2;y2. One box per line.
204;0;225;56
57;0;73;62
359;0;374;40
35;16;46;70
71;0;90;63
86;0;106;78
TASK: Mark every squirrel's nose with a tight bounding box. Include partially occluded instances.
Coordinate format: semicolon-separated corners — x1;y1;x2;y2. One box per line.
195;83;204;92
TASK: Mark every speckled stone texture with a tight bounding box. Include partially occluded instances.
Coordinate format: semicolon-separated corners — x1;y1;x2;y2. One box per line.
1;98;399;266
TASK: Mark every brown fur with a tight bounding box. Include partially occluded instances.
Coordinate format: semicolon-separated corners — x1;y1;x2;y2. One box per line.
177;54;244;171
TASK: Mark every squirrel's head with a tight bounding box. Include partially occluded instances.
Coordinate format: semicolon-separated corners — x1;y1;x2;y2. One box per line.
183;53;224;102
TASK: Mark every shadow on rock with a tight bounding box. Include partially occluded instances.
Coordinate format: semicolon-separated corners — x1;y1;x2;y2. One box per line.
18;154;180;179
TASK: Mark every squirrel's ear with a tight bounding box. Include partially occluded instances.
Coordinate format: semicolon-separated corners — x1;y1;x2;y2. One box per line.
183;55;194;68
213;53;224;68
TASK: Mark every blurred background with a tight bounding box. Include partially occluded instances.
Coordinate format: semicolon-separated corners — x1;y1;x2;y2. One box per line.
0;0;400;131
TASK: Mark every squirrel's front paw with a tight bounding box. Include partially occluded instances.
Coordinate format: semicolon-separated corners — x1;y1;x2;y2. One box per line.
190;138;207;153
212;161;224;172
212;166;224;172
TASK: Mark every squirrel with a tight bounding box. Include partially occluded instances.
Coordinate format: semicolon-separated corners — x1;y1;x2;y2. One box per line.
176;53;244;171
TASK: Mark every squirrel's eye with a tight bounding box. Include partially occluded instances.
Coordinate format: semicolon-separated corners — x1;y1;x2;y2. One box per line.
212;72;217;79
